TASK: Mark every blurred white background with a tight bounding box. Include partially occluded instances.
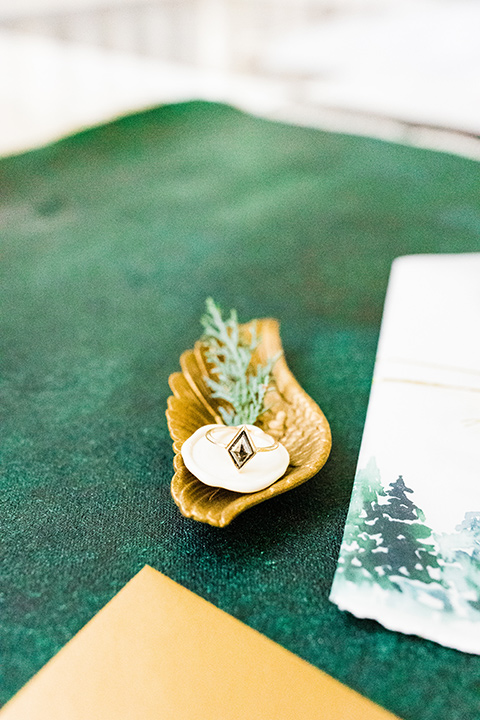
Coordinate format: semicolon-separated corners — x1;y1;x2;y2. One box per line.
1;0;479;157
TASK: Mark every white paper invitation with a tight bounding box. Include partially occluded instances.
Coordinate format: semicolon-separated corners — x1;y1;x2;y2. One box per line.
330;253;480;654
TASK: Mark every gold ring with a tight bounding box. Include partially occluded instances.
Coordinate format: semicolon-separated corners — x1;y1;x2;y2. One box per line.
205;425;278;470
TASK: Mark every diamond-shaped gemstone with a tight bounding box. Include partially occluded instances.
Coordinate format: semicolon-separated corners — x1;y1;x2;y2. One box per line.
227;428;255;470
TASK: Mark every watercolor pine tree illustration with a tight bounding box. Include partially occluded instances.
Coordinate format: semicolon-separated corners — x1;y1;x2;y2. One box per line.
457;514;480;611
366;476;441;589
339;462;441;591
456;513;480;559
339;458;386;584
439;512;480;613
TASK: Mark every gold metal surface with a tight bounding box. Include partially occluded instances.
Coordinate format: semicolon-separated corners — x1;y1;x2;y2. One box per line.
166;319;332;527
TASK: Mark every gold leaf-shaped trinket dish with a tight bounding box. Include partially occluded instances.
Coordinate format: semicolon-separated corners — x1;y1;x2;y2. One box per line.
166;319;331;527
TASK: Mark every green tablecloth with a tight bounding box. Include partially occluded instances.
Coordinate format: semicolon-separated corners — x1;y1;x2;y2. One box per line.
1;101;480;718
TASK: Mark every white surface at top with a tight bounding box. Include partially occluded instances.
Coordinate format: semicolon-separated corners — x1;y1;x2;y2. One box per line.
264;0;480;136
1;0;480;156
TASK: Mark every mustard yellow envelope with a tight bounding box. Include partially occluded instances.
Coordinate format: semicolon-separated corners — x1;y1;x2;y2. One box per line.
1;566;398;720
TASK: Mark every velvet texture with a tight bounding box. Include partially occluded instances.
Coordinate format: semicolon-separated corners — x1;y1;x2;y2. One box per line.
1;102;479;718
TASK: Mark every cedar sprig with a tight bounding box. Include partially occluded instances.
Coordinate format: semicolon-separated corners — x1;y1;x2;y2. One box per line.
201;298;279;426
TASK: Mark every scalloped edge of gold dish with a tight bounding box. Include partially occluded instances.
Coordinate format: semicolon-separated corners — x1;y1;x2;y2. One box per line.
166;319;332;527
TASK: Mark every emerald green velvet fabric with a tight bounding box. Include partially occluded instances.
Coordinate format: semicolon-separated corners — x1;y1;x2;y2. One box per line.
1;101;480;718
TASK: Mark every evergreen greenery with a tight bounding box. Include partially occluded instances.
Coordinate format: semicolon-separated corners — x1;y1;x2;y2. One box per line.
200;298;279;426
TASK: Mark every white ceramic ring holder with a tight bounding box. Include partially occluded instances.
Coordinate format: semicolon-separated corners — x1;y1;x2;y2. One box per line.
181;424;290;493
